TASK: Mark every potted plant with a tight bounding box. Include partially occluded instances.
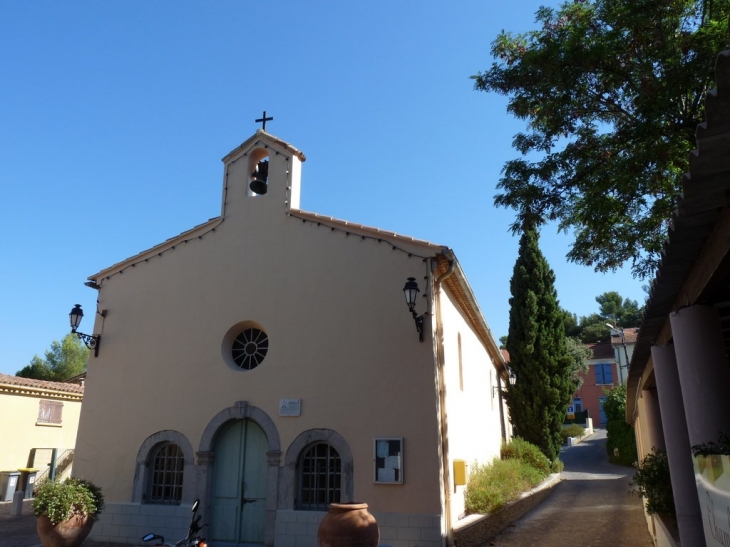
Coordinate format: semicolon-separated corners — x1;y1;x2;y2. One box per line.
629;448;675;516
692;433;730;544
33;478;104;547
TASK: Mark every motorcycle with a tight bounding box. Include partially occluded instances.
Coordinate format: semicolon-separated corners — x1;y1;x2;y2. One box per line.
141;499;207;547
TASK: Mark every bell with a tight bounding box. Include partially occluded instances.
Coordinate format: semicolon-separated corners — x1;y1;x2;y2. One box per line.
249;160;269;195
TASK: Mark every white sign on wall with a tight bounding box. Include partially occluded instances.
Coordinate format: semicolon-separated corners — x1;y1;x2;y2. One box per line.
279;399;301;416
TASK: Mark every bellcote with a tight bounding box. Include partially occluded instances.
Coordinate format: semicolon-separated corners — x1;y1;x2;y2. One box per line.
220;130;305;218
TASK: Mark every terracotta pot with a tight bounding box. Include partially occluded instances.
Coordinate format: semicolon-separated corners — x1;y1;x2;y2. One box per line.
37;514;95;547
317;502;379;547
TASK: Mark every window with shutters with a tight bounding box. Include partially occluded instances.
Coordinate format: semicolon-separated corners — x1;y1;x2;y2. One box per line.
37;400;63;425
595;363;614;385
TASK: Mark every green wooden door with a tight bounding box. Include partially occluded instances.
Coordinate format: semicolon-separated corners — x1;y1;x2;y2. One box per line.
210;420;268;547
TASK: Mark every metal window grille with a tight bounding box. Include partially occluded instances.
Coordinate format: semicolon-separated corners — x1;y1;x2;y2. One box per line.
148;443;184;505
298;443;341;510
232;328;269;370
38;400;63;424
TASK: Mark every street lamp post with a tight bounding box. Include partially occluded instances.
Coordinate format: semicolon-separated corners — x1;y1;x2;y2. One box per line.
606;323;629;383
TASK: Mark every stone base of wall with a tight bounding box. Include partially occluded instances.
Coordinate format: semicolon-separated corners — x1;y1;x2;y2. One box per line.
452;474;560;547
90;505;443;547
88;502;191;545
274;509;442;547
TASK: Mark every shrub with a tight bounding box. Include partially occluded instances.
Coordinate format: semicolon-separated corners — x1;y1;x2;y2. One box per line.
33;478;105;525
551;458;564;473
603;384;638;466
465;458;546;514
692;432;730;456
501;437;551;475
629;449;674;516
560;424;585;443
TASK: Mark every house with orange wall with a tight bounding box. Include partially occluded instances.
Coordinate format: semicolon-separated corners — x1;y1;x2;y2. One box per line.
571;342;618;427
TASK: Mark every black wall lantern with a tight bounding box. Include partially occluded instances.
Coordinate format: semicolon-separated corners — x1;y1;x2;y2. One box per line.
69;304;101;357
493;369;517;398
403;277;424;342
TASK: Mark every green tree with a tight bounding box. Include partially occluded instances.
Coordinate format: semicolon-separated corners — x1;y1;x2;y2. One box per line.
578;321;609;343
595;291;643;326
473;0;730;279
505;223;574;460
16;334;89;381
565;336;591;390
564;292;645;343
560;308;581;338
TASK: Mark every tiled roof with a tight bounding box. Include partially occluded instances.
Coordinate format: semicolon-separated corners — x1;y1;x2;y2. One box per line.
610;327;638;345
0;373;84;395
501;348;510;362
588;341;615;360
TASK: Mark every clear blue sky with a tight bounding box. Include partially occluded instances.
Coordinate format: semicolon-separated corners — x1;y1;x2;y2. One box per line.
0;1;647;375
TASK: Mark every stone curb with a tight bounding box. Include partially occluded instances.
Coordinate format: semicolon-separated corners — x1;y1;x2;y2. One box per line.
452;473;561;547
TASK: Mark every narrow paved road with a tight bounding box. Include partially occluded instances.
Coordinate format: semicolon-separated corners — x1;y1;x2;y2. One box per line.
485;430;653;546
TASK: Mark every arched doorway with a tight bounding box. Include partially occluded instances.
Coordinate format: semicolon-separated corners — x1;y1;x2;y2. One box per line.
210;419;268;546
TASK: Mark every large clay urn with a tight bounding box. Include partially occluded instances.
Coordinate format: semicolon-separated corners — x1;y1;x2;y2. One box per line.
317;502;379;547
37;514;95;547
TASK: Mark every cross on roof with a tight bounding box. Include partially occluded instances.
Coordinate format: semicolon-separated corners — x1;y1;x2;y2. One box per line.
255;111;273;131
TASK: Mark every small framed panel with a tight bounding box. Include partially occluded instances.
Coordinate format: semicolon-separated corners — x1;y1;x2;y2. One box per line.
374;438;403;484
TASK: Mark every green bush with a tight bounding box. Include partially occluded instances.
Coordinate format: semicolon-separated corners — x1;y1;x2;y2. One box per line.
501;437;551;475
551;458;564;473
33;478;105;525
629;449;674;516
560;424;585;443
692;432;730;456
465;458;546;514
603;384;638;466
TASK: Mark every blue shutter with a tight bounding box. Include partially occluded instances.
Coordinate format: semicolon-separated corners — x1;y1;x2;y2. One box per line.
595;364;604;384
603;363;613;384
596;364;613;384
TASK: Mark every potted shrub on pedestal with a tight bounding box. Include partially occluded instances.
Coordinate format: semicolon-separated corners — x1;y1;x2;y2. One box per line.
692;434;730;545
33;478;104;547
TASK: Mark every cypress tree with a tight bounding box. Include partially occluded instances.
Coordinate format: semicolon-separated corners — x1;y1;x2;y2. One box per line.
505;222;573;461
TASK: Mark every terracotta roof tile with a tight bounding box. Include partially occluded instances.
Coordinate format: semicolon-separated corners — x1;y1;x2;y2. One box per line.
0;373;84;394
610;327;638;345
587;341;615;360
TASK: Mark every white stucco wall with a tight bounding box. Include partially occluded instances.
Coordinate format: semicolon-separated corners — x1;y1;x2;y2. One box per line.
438;288;506;524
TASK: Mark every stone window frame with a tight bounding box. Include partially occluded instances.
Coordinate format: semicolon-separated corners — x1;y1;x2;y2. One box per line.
133;430;195;504
281;429;354;510
147;442;185;505
297;442;342;510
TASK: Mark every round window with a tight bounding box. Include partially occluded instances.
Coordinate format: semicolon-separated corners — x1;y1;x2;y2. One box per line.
231;328;269;370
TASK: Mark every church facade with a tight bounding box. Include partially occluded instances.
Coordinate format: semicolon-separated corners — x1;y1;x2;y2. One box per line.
73;130;509;547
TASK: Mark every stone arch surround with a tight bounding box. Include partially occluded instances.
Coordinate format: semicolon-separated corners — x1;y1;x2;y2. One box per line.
281;428;354;509
197;401;281;547
132;430;195;503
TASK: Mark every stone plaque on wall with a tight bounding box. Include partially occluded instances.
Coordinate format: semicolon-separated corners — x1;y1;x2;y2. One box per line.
279;399;301;416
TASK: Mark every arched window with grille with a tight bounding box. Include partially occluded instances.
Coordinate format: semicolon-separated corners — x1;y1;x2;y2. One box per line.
298;442;341;510
147;442;184;505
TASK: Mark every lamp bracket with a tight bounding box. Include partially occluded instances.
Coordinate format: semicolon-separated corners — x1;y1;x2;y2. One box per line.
412;310;424;342
73;330;101;358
